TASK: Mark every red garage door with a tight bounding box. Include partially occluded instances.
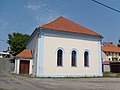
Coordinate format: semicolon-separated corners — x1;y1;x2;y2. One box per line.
19;60;30;74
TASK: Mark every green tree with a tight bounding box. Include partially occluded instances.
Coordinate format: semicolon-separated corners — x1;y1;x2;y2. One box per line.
7;32;30;56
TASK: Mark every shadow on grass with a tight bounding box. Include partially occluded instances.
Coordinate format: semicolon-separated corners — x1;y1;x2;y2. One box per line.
12;72;120;78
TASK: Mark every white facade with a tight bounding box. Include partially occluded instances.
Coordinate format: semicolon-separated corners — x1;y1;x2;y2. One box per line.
26;29;103;77
102;65;110;72
102;51;107;62
103;52;120;61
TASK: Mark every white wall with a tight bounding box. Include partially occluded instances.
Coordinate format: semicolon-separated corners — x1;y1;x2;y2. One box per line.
14;59;20;74
103;65;110;72
102;51;107;62
26;33;39;75
41;35;101;77
26;34;37;57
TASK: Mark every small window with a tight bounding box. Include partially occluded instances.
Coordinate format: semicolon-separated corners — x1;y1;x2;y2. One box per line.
57;49;63;66
84;51;89;67
71;50;77;66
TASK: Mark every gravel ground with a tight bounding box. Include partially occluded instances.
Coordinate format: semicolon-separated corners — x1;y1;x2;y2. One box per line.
0;74;120;90
0;58;120;90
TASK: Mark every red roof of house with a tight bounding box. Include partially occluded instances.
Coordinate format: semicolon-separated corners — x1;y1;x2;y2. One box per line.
102;61;110;65
102;61;120;65
38;16;102;37
102;42;120;53
16;50;32;58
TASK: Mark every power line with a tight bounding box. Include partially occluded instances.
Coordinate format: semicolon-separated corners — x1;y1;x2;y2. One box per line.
92;0;120;13
0;39;7;43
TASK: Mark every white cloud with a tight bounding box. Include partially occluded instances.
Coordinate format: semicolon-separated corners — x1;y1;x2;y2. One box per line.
25;0;61;25
26;3;40;10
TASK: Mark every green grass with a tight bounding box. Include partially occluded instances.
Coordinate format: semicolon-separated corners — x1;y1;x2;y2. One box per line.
13;72;120;78
103;72;120;78
14;74;33;78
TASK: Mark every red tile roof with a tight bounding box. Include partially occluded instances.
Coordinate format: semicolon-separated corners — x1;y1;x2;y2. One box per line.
102;61;120;65
102;42;120;53
102;61;110;65
16;50;32;58
38;16;102;37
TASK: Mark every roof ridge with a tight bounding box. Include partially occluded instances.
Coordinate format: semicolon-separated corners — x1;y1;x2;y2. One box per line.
37;16;64;28
37;16;102;37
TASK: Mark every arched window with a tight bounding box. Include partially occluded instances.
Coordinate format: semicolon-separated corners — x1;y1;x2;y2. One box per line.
71;50;77;66
57;49;63;66
84;51;89;67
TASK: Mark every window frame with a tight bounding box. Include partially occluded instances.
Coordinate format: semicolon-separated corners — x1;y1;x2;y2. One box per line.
70;48;78;67
56;48;64;67
84;49;90;67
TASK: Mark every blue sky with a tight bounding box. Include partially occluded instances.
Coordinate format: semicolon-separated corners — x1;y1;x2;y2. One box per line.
0;0;120;51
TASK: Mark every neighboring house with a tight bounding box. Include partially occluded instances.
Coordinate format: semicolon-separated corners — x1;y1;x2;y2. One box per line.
0;51;11;58
14;16;103;77
102;42;120;73
14;50;33;74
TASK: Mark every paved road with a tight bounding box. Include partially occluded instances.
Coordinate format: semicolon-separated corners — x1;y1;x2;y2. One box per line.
0;74;120;90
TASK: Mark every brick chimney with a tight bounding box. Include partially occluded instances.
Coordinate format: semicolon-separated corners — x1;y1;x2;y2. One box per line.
117;39;120;47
